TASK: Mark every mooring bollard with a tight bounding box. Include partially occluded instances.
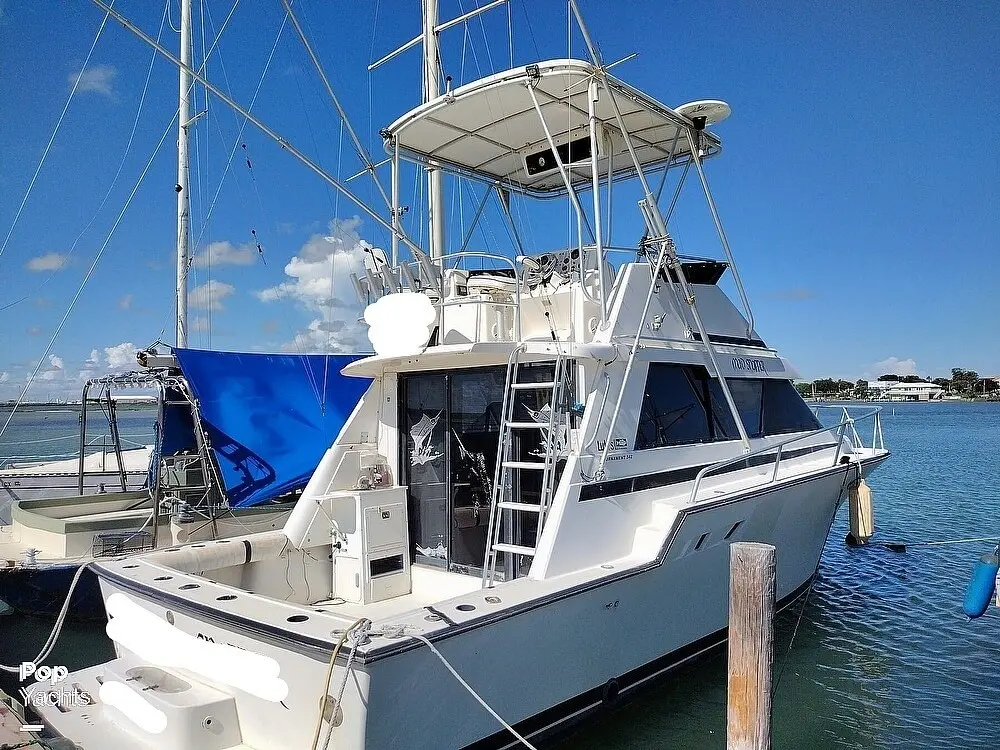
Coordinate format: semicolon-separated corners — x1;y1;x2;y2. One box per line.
727;542;776;750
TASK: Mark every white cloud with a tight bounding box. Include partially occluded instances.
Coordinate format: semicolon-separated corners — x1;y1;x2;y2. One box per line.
105;342;138;369
256;217;371;353
0;372;9;384
190;280;235;311
192;316;210;333
870;356;918;378
118;293;133;310
26;253;67;271
192;241;257;267
87;349;100;364
26;326;42;335
69;64;117;97
48;354;64;370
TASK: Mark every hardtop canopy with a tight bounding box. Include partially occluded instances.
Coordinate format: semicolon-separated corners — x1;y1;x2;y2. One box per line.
383;59;725;197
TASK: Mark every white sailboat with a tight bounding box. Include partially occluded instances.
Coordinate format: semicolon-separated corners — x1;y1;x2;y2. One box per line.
30;1;889;747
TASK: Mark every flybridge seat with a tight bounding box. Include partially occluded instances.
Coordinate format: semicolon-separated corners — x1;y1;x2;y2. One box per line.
382;58;727;196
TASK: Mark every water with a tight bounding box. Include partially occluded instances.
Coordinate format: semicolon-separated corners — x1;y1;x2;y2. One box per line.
1;402;998;747
0;405;158;465
555;401;1000;749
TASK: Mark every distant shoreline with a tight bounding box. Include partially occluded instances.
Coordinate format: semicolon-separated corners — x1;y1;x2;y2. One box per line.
0;402;157;412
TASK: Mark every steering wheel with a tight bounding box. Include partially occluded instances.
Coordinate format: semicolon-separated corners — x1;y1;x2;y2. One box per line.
523;253;557;288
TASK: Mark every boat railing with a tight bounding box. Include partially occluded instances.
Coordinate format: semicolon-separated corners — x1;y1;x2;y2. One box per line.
0;433;151;471
688;405;884;505
386;250;524;342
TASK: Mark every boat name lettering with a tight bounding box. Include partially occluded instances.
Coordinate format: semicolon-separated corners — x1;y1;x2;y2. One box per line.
731;357;767;373
606;454;633;462
604;600;619;610
196;633;247;651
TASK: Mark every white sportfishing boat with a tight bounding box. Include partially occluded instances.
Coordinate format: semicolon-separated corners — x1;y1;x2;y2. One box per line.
31;2;889;748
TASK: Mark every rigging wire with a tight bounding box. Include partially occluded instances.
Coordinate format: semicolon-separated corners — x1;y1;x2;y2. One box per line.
189;8;289;258
279;0;393;213
0;4;113;265
518;0;540;60
88;0;427;260
0;0;169;313
166;0;181;33
240;142;271;265
0;110;181;443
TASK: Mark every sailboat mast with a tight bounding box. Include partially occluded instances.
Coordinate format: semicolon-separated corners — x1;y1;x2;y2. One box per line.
422;0;445;259
175;0;193;347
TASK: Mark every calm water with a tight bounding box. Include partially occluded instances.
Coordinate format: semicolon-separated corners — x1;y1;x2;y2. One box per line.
0;405;157;465
555;401;1000;749
1;402;998;748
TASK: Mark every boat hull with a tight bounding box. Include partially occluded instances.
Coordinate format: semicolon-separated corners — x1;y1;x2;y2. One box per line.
34;457;886;749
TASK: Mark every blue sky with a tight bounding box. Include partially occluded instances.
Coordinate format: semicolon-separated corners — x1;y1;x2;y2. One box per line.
0;0;997;400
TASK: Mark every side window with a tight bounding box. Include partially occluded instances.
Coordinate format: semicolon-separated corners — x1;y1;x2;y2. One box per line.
705;377;740;441
762;380;822;435
727;379;764;439
635;364;711;449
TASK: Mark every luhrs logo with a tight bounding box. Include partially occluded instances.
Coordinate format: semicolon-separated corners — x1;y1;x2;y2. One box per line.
597;437;629;452
732;356;767;373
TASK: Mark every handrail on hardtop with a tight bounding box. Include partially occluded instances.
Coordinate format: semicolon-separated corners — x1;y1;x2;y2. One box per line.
687;405;884;505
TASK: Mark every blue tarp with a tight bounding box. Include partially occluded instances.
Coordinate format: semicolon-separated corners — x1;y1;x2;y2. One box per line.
173;349;370;508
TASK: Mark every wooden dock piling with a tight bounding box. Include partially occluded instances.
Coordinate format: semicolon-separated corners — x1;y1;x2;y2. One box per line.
727;542;776;750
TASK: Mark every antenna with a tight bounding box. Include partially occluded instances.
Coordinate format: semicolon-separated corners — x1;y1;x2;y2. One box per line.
369;0;510;260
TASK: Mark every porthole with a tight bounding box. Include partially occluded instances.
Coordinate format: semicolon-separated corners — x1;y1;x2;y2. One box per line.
287;614;309;623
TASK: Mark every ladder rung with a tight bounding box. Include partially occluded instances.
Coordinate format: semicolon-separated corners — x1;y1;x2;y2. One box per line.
503;460;548;470
493;543;536;556
498;501;543;512
511;381;556;390
505;422;546;429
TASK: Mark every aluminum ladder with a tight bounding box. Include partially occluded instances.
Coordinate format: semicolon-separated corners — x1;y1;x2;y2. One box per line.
483;349;570;587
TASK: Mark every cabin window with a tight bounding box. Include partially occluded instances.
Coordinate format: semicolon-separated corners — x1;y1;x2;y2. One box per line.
727;378;764;439
635;364;713;449
635;366;821;450
761;380;822;435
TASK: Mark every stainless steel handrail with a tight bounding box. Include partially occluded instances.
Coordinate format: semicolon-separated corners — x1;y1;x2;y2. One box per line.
395;250;524;342
688;405;884;505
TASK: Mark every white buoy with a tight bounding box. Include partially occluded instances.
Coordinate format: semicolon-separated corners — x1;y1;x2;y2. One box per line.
847;477;874;545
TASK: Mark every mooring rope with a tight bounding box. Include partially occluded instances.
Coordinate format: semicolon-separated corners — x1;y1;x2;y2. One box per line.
0;563;90;674
410;633;539;750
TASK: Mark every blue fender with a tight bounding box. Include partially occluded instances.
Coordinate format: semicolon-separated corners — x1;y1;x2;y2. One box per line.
963;550;1000;619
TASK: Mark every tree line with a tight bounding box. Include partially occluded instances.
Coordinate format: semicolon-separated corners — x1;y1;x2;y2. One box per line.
794;368;999;398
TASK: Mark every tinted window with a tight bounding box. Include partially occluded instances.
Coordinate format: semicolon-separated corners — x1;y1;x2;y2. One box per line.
706;378;741;441
762;380;822;435
727;379;764;439
635;364;711;449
